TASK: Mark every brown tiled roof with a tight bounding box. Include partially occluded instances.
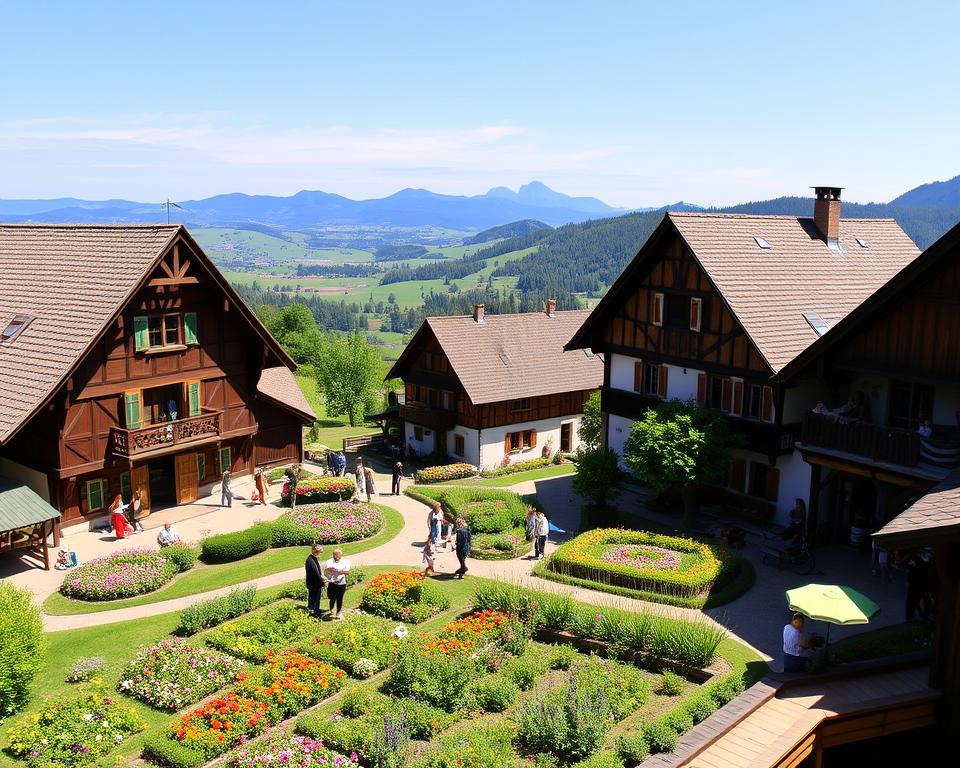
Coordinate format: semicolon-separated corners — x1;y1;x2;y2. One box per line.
875;469;960;544
257;366;316;422
420;310;602;405
0;224;180;443
669;213;921;373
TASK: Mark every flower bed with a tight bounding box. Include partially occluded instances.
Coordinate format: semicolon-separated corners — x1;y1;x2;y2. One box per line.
5;683;146;767
118;639;244;710
541;528;728;605
271;501;384;546
423;609;529;668
266;466;316;483
228;734;358;767
472;528;528;560
414;462;475;484
308;615;400;675
235;649;345;721
359;570;449;623
206;603;320;662
170;692;270;758
282;476;356;505
479;456;552;478
59;548;178;601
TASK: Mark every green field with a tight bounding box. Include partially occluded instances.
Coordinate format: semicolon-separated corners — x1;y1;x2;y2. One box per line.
192;227;374;266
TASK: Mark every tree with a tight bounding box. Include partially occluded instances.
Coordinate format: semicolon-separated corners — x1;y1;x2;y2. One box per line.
0;582;44;717
578;391;602;452
315;332;383;426
622;400;736;528
572;448;622;512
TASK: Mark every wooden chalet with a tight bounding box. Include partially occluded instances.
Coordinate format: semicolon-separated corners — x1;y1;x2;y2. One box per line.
386;302;602;470
0;224;315;529
566;188;920;526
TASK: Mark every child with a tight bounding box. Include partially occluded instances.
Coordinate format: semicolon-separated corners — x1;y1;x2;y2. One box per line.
422;538;437;576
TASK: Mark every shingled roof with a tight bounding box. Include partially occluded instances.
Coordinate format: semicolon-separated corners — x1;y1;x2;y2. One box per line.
257;366;316;422
389;310;602;405
567;212;920;374
875;469;960;546
0;224;295;444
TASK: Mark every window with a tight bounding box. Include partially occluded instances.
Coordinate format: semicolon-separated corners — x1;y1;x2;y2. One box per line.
689;298;702;332
218;446;232;474
507;429;537;452
663;294;688;329
413;385;422;404
652;293;664;326
0;315;32;343
888;380;934;430
511;398;531;412
442;391;451;410
454;434;465;456
708;376;725;410
85;478;107;512
137;313;184;351
560;422;572;453
746;385;763;420
509;431;521;451
164;315;180;345
413;426;424;442
643;363;661;396
119;472;131;503
748;461;780;502
196;453;206;480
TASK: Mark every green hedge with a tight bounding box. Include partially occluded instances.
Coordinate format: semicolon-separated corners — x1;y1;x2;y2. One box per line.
176;584;257;635
200;522;274;563
434;487;528;533
163;543;199;572
479;456;552;478
142;733;205;768
0;582;44;717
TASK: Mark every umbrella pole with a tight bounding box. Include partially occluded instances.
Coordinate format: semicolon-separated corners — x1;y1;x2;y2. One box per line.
825;623;831;664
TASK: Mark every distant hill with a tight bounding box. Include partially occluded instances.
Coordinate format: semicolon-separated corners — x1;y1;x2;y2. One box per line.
0;182;623;230
463;219;552;245
890;174;960;207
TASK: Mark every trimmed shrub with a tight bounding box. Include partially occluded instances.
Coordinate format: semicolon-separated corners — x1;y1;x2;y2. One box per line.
658;669;685;696
437;487;527;533
414;462;475;484
479;456;553;477
574;754;626;768
502;653;547;691
176;584;257;635
296;711;376;757
163;542;199;572
0;582;44;716
282;476;356;505
548;644;578;670
142;733;205;768
687;695;718;724
471;675;518;712
616;733;650;765
200;522;273;562
270;501;383;546
266;466;315;483
661;708;694;734
642;721;678;754
472;527;530;560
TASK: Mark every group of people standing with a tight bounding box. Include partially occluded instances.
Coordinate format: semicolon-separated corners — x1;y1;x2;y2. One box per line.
324;451;348;476
304;545;352;619
525;507;550;559
421;502;471;578
108;490;146;539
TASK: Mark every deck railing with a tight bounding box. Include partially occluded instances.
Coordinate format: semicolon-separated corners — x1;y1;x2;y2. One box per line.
801;411;920;467
110;409;222;458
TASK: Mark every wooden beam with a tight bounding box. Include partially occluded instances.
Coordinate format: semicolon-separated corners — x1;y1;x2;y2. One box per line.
147;276;200;287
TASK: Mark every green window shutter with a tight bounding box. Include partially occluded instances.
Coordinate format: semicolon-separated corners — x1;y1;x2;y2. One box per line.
183;312;198;345
219;447;232;474
133;316;149;352
124;391;141;429
188;381;201;417
120;472;131;503
196;453;206;480
86;479;105;511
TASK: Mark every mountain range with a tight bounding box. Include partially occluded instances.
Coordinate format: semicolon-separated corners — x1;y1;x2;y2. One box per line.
0;181;624;230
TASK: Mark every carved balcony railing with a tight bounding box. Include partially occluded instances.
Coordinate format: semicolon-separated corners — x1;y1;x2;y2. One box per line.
800;411;920;467
111;409;222;458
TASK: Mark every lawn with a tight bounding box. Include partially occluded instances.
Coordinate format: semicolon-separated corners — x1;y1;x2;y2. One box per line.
832;620;934;663
41;505;404;616
294;373;380;451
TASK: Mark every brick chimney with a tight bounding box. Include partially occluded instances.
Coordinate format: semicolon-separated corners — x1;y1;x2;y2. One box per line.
546;298;556;318
813;186;843;249
473;304;485;324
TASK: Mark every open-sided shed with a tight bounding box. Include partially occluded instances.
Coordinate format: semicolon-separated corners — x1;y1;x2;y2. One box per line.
0;476;61;570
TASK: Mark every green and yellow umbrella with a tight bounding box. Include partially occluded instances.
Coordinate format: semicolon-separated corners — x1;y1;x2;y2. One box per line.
786;583;880;651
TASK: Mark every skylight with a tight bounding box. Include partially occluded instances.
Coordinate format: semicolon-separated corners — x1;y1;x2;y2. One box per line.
753;236;771;249
802;312;831;337
0;315;32;343
856;238;868;248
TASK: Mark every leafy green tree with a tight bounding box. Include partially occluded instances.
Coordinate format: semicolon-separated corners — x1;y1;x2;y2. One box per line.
623;400;736;527
0;582;44;716
572;448;622;511
578;391;603;452
316;332;383;426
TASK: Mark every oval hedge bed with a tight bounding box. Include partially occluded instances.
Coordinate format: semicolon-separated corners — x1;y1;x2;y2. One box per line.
534;528;753;609
281;475;355;505
271;501;384;546
60;547;193;601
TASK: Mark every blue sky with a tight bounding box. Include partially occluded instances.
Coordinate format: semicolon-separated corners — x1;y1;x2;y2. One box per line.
1;1;957;206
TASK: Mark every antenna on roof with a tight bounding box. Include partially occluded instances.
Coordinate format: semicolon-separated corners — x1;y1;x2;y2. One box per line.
163;199;183;224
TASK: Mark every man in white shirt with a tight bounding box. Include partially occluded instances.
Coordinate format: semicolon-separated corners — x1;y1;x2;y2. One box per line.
324;548;351;619
783;613;812;673
156;522;180;547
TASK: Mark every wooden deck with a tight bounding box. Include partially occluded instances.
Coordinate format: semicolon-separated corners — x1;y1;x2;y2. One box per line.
681;667;939;768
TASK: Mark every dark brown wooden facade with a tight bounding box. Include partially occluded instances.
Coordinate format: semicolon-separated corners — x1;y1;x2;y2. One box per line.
0;234;307;526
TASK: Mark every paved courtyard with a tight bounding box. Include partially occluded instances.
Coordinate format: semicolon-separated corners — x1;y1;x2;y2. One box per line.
2;461;912;670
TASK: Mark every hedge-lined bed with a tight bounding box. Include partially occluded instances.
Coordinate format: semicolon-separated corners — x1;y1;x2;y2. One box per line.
535;528;754;609
407;486;533;560
414;462;476;484
59;545;197;601
280;476;356;506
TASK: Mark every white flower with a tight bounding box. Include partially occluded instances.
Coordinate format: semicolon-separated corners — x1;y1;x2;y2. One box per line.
82;713;94;721
95;734;103;742
114;734;123;743
392;624;409;639
120;680;131;690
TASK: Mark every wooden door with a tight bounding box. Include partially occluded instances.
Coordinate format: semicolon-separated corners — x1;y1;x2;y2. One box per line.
560;422;572;453
131;465;151;516
437;430;447;457
174;453;199;505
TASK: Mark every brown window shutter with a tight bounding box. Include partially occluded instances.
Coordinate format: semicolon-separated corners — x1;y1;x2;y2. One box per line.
690;298;701;332
633;360;643;393
504;432;512;454
721;378;732;412
529;429;537;448
696;373;707;405
658;366;668;398
653;293;664;326
762;386;774;422
729;459;746;493
766;466;781;502
732;380;744;416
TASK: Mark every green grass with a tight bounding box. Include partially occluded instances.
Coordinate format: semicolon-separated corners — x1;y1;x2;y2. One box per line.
832;620;934;662
193;227;374;265
42;505;404;616
294;373;380;451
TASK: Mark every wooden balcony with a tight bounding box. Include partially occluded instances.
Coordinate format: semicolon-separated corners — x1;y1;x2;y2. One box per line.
800;411;920;467
399;404;458;431
110;409;222;458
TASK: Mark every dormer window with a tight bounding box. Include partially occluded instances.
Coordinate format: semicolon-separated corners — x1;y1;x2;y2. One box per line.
134;312;198;353
0;314;32;343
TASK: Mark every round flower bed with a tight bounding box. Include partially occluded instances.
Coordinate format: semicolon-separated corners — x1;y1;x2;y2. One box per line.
119;639;244;711
282;476;356;505
360;570;449;623
60;548;178;601
229;735;358;767
271;501;384;546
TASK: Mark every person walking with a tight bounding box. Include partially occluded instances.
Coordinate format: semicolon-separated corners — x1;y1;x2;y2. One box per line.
533;509;549;559
524;507;537;549
305;544;325;618
354;459;364;500
324;548;351;619
254;468;269;506
422;537;437;576
284;464;300;508
109;494;133;539
221;470;233;508
454;517;471;579
391;460;403;495
428;502;443;547
363;465;377;502
126;489;146;533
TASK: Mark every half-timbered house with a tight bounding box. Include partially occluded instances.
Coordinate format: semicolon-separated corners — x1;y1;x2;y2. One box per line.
386;302;602;470
0;224;314;529
566;188;920;525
